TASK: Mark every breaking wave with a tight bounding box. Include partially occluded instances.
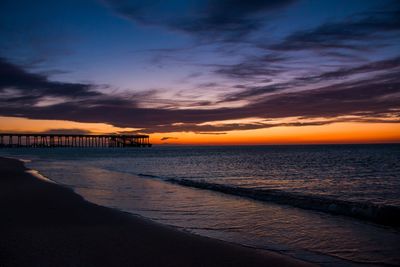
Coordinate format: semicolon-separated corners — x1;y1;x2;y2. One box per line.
159;177;400;227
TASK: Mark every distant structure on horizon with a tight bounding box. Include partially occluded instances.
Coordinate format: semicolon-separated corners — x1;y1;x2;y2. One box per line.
0;133;152;148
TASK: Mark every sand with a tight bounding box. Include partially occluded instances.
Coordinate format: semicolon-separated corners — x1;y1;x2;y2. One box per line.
0;156;316;267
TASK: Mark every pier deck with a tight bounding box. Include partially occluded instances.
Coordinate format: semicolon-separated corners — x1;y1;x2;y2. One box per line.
0;133;151;148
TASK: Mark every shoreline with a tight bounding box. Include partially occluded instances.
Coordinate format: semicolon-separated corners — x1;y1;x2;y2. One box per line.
0;156;315;267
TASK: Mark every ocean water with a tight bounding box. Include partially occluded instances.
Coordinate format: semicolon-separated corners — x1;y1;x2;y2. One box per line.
1;144;400;266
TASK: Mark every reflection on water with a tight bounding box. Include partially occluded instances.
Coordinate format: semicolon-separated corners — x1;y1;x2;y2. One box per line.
28;161;400;267
1;145;400;266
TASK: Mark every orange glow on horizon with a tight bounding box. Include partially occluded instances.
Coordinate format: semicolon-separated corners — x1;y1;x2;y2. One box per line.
0;116;140;134
0;116;399;145
150;122;400;145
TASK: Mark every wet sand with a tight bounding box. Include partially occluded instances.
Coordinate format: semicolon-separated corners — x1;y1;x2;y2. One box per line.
0;156;316;267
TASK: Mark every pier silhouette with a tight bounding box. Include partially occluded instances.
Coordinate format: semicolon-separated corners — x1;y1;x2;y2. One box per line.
0;133;151;148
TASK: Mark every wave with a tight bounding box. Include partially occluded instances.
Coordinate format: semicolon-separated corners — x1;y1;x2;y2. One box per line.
138;173;162;179
165;178;400;227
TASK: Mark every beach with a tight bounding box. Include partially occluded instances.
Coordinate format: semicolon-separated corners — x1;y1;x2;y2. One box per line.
0;156;315;267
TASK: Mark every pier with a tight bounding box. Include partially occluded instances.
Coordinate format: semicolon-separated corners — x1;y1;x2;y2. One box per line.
0;133;151;148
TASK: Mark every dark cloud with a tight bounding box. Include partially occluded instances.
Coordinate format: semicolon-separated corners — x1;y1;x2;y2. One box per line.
42;129;92;135
296;56;400;83
269;4;400;51
196;132;227;135
221;83;289;102
245;71;400;120
103;0;296;41
1;68;399;133
160;136;178;141
220;56;400;102
213;53;286;80
196;82;220;88
0;57;100;98
0;57;136;108
1;55;399;134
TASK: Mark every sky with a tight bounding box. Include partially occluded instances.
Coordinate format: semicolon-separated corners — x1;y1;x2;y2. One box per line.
0;0;399;144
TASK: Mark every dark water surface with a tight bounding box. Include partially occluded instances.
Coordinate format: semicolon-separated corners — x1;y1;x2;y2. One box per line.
2;144;400;266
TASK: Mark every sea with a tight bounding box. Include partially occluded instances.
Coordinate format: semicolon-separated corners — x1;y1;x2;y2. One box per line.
1;144;400;267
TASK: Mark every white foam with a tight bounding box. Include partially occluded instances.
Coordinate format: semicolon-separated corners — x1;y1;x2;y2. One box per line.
26;169;56;184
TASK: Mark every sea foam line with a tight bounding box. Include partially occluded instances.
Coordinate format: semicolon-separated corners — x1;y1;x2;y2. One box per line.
166;178;400;227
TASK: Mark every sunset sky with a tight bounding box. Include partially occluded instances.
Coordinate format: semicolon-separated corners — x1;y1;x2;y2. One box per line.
1;0;399;144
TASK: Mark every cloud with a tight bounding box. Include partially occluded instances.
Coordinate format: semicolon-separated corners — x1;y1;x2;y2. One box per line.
244;71;400;120
103;0;296;41
213;53;287;80
269;3;400;52
219;56;400;102
42;128;92;135
196;132;227;135
0;57;100;99
301;56;400;80
0;57;136;108
221;83;289;102
0;55;399;134
160;136;178;141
